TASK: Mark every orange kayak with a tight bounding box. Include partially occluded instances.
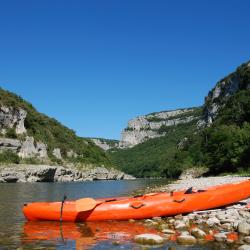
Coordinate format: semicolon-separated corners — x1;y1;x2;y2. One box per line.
23;179;250;222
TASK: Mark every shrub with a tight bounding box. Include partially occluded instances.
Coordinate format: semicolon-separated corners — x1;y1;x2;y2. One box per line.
0;150;20;164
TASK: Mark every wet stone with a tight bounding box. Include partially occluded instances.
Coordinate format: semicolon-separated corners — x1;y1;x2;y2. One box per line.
227;239;234;244
152;217;162;221
177;235;197;245
158;223;169;230
191;227;206;239
174;220;186;230
134;234;164;245
180;231;190;236
238;222;250;235
174;214;183;220
238;245;250;250
162;229;175;234
206;217;220;227
214;233;227;242
244;236;250;243
168;219;175;224
221;223;232;230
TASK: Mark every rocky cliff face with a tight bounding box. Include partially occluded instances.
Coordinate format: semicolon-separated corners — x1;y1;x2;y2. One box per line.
0;87;112;168
0;104;60;160
0;106;27;134
200;61;250;126
0;135;56;160
119;108;201;148
0;105;75;161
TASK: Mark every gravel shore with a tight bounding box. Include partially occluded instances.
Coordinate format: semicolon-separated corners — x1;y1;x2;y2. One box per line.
133;176;250;249
162;175;250;192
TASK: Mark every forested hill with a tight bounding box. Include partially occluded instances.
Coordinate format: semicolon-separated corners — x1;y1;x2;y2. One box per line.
0;88;112;167
109;61;250;177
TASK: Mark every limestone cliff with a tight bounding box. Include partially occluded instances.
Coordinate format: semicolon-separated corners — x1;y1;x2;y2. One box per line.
91;138;119;151
119;108;201;148
200;61;250;126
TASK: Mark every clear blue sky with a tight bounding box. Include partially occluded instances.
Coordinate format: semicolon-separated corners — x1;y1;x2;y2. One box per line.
0;0;250;139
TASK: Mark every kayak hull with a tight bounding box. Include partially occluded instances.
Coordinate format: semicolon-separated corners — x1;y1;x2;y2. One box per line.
23;180;250;222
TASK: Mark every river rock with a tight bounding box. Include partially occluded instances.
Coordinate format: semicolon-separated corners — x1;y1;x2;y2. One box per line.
134;234;164;245
162;229;175;234
25;165;57;182
174;220;187;230
191;228;206;239
179;167;207;180
206;217;220;227
238;245;250;250
214;233;227;242
177;235;197;245
238;222;250;235
244;236;250;243
54;167;77;182
0;170;19;182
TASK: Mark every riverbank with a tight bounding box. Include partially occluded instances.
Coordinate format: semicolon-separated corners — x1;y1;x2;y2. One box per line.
160;175;250;191
0;164;135;182
136;176;250;249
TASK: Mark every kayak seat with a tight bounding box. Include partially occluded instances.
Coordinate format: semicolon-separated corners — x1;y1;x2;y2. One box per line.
184;187;193;194
184;187;207;194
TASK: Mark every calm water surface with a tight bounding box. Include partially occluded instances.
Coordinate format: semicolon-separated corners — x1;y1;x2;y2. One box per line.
0;179;215;249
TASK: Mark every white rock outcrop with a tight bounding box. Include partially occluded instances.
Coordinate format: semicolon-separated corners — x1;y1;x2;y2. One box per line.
119;108;200;148
91;139;119;151
0;106;27;134
18;136;48;159
52;148;62;159
18;136;37;158
0;138;21;152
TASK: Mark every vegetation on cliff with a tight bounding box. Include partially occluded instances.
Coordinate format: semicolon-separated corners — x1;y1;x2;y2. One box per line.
110;62;250;178
0;88;112;166
110;120;199;177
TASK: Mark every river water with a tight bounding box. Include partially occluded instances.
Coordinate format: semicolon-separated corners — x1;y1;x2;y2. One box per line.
0;179;215;249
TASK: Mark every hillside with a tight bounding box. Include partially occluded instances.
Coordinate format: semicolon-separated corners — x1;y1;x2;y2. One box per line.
109;61;250;177
110;119;200;177
0;88;112;167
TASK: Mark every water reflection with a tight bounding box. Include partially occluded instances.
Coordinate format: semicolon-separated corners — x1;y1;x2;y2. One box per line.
22;221;158;249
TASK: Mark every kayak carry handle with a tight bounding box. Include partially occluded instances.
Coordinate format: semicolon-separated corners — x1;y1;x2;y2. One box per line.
173;198;185;203
130;203;145;209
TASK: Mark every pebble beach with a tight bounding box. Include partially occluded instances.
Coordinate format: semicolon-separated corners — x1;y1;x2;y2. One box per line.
133;176;250;249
